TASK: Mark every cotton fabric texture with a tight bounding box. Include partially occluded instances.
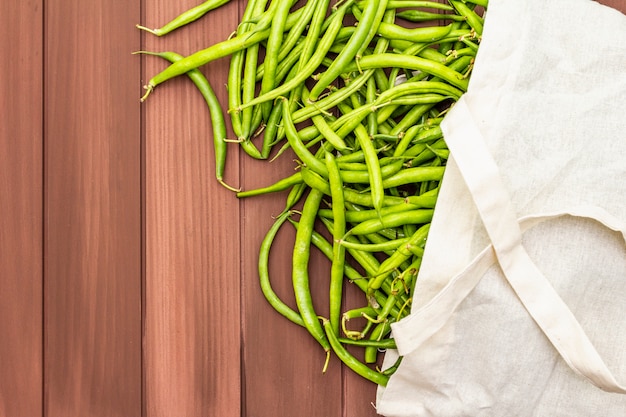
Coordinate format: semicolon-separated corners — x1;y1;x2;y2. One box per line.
375;0;626;415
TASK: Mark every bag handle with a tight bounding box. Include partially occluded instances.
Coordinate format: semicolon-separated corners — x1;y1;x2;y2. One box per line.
392;98;626;394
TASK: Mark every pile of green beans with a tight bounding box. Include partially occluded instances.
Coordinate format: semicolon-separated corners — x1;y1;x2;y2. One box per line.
138;0;487;386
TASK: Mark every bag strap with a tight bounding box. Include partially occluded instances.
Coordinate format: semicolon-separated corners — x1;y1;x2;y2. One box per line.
392;97;626;394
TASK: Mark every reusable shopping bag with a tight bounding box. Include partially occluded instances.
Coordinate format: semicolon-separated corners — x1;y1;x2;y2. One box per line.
376;0;626;415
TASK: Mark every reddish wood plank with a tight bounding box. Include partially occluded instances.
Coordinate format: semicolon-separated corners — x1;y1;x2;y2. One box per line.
0;1;43;416
603;0;626;11
142;1;242;416
43;0;142;416
239;155;344;417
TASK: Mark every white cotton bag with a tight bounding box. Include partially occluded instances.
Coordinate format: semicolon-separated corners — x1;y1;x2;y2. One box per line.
376;0;626;415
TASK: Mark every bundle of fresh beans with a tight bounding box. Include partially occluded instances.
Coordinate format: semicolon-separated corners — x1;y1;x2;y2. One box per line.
137;0;487;386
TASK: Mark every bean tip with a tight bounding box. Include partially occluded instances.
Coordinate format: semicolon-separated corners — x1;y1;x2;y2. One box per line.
140;84;154;102
218;179;241;193
136;24;161;36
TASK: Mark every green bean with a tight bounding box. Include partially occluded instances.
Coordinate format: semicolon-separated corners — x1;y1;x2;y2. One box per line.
256;37;303;82
403;221;418;239
137;0;232;36
293;188;331;354
276;0;320;63
381;0;454;10
303;167;412;207
342;306;378;339
321;195;424;223
388;28;472;52
375;94;450;124
338;236;411;252
300;0;333;64
233;0;352;112
462;0;488;7
257;104;279;158
418;47;449;63
396;9;465;22
338;337;396;349
322;318;390;386
347;209;433;236
390;104;436;136
367;223;430;298
408;138;447;166
342;161;404;182
240;0;273;141
237;137;264;159
284;181;308;211
241;45;262;141
227;52;245;140
226;0;260;141
134;51;238;191
390;123;429;159
366;75;378;137
295;217;401;321
325;152;347;335
308;0;389;101
142;29;268;101
336;149;370;164
426;144;449;160
459;36;480;52
292;70;375;123
363;321;391;363
281;97;329;177
448;0;484;36
312;115;351;152
404;189;439;207
321;218;380;275
258;0;293;121
242;0;299;33
351;122;385;214
259;210;305;326
377;21;453;43
289;218;363;283
381;166;445;188
142;6;309;99
343;53;469;91
381;355;403;376
236;171;302;198
437;18;467;55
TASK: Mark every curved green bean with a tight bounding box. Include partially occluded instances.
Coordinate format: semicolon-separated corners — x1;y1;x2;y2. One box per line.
137;0;232;36
258;210;305;326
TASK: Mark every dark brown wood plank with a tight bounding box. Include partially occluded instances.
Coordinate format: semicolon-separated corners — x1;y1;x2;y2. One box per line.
0;1;43;416
142;1;242;416
43;0;142;416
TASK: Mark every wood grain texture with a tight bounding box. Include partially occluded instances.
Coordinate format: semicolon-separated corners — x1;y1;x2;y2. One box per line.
239;155;344;417
0;1;43;416
43;0;141;416
142;1;242;416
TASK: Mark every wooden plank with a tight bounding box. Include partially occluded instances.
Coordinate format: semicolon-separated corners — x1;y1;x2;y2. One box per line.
0;1;43;416
142;1;242;416
43;0;142;416
239;155;344;417
603;0;626;12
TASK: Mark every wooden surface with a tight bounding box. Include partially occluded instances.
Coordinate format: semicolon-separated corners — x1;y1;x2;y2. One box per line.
43;0;142;416
0;1;43;416
1;1;625;416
